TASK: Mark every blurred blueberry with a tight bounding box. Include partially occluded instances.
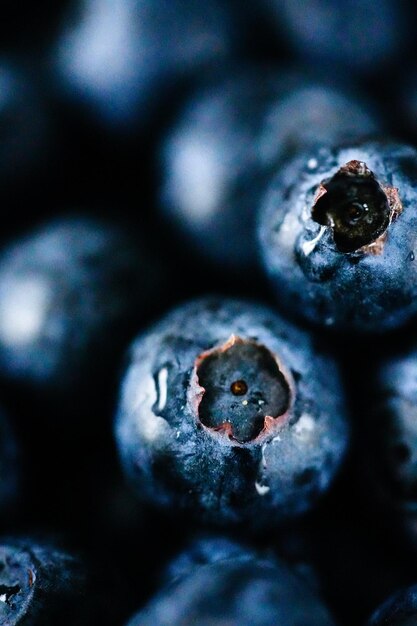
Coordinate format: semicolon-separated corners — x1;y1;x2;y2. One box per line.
160;67;379;272
162;534;258;584
0;215;163;395
126;556;336;626
363;341;417;547
53;0;236;129
269;0;411;74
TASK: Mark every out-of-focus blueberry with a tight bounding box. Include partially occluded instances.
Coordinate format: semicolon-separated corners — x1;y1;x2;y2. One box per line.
259;141;417;333
160;68;379;272
115;297;348;530
162;535;258;585
365;343;417;544
53;0;236;129
0;540;86;625
269;0;410;74
126;557;337;626
0;216;162;393
368;584;417;625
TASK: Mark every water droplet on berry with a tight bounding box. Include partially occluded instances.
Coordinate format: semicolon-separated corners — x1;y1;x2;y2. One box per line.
230;380;248;396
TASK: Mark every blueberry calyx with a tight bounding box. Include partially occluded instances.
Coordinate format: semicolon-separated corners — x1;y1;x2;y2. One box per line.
312;159;402;253
0;584;21;606
191;335;292;444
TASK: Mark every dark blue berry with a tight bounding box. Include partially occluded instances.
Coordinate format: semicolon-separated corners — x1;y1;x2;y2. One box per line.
162;534;258;585
259;142;417;332
115;297;348;529
0;540;86;625
126;556;336;626
53;0;235;129
271;0;411;75
0;216;161;393
364;341;417;541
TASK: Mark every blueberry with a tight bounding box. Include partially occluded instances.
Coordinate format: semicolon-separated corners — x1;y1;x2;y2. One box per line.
160;67;379;272
126;556;336;626
53;0;235;129
271;0;411;74
162;534;258;585
364;342;417;536
115;297;348;529
258;141;417;332
0;215;161;395
368;584;417;625
0;540;86;625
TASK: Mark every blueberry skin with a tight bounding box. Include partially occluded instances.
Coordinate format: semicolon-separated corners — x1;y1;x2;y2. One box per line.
366;344;417;531
270;0;410;74
53;0;235;129
0;216;160;392
160;68;379;272
115;297;348;529
162;535;258;585
0;540;86;625
127;557;336;626
369;585;417;625
259;142;417;333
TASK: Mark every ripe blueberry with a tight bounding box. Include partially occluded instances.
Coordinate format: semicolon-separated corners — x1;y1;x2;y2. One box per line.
0;540;86;625
53;0;235;128
259;142;417;332
115;297;348;529
272;0;411;75
126;556;336;626
0;216;160;394
364;341;417;543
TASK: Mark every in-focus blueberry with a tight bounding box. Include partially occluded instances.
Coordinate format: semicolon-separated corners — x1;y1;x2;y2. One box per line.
115;297;348;529
160;68;379;272
53;0;235;129
126;556;336;626
0;540;86;625
259;141;417;333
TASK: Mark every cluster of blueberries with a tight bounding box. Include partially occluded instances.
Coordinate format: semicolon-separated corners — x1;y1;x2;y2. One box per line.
3;0;417;625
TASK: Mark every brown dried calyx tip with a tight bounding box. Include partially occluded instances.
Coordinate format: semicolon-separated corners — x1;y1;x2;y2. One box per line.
312;159;402;254
189;335;292;444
